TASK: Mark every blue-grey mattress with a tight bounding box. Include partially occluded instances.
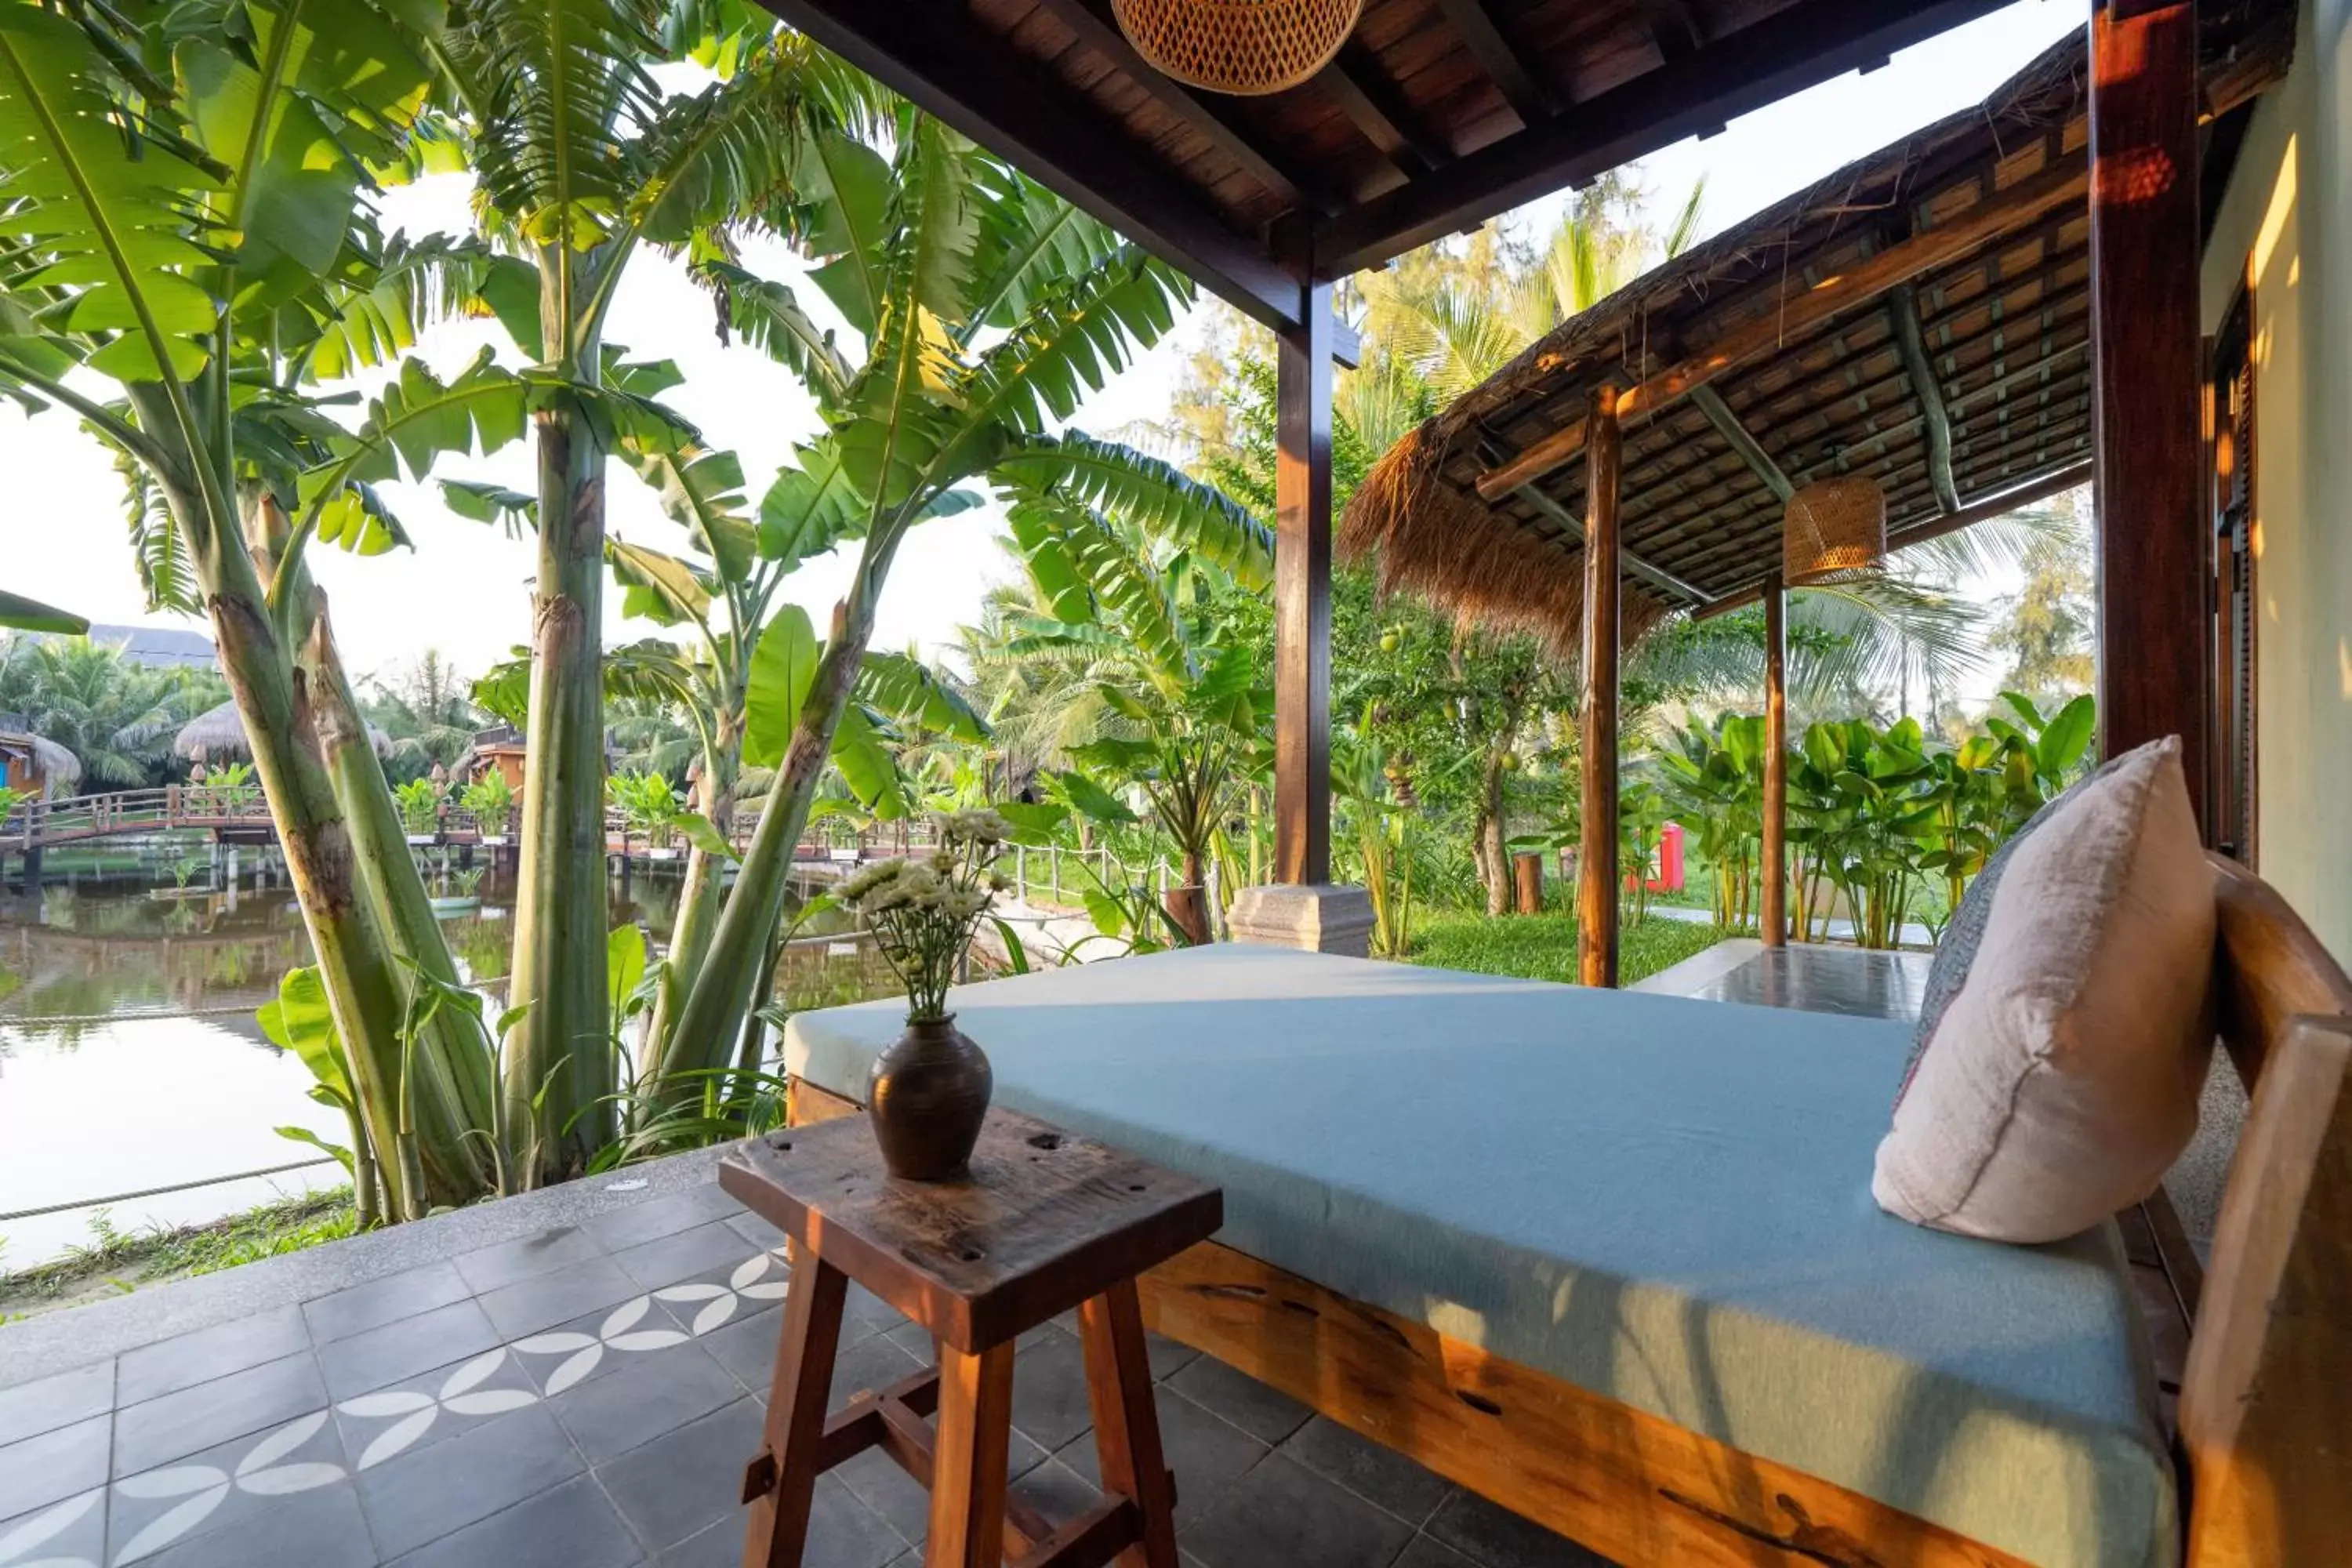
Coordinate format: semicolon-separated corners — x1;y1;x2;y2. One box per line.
786;946;2173;1567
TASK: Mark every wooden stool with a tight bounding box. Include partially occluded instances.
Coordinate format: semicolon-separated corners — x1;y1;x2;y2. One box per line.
719;1108;1223;1568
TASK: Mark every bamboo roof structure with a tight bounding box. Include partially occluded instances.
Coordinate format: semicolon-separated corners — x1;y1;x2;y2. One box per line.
1338;5;2295;653
0;731;82;795
172;701;393;763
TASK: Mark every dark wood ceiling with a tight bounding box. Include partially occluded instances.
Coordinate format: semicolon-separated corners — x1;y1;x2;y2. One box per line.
761;0;2015;331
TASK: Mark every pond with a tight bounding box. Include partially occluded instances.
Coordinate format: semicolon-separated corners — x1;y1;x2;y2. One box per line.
0;847;890;1269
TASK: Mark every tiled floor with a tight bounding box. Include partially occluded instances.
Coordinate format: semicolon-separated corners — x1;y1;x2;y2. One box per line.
0;1171;1610;1568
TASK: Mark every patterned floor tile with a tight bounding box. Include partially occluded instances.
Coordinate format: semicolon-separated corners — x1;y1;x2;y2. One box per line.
107;1407;348;1566
354;1402;582;1561
0;1487;106;1568
609;1223;753;1293
142;1482;374;1568
333;1345;543;1474
546;1340;743;1465
0;1414;111;1524
114;1352;327;1479
319;1300;504;1403
476;1255;643;1342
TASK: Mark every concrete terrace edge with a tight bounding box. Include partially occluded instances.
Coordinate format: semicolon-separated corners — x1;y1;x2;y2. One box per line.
0;1143;733;1389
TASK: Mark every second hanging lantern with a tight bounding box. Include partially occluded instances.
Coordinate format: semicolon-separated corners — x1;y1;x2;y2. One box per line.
1111;0;1365;96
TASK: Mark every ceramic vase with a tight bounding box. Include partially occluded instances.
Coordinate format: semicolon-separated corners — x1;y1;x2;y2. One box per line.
866;1014;993;1180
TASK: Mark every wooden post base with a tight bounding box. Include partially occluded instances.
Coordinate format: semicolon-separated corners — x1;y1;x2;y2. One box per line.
740;1265;1179;1568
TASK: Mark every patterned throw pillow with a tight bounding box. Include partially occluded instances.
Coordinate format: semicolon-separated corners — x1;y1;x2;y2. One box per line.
1873;738;2216;1243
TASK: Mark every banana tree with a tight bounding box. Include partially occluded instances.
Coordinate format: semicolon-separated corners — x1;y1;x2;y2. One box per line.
421;5;880;1172
660;114;1271;1058
0;0;539;1211
1658;714;1769;932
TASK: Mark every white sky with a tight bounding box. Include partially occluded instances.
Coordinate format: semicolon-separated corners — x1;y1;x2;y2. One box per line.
0;2;2081;692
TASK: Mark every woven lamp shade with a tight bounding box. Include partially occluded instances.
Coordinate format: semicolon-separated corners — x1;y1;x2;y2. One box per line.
1783;475;1888;586
1111;0;1364;96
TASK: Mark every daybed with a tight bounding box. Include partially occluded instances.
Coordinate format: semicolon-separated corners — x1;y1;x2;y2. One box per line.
783;854;2351;1567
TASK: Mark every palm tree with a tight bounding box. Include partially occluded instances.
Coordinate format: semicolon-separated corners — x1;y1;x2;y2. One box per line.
0;639;215;786
420;5;884;1167
365;652;482;776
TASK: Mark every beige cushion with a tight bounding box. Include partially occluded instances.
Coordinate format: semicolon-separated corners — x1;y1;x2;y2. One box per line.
1874;738;2216;1243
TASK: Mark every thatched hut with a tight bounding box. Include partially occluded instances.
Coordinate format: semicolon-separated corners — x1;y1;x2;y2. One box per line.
1337;16;2291;655
0;728;82;798
172;700;394;764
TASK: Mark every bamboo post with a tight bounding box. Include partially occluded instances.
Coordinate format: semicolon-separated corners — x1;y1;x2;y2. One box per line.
1762;572;1788;948
1577;383;1623;988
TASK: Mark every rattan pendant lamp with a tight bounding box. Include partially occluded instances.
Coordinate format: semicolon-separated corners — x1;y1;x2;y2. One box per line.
1111;0;1365;96
1782;474;1888;586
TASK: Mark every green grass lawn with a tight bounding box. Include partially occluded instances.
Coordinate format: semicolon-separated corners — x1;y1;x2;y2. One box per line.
1405;910;1726;986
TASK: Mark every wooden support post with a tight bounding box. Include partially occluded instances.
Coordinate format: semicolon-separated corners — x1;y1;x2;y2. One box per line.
1577;385;1622;989
1762;573;1788;948
1275;284;1334;886
2089;0;2209;832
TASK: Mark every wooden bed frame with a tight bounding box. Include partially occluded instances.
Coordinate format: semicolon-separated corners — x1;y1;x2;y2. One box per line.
787;854;2352;1566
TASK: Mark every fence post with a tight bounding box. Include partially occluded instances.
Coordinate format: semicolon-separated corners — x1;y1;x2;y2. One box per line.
1014;844;1026;902
1050;845;1061;902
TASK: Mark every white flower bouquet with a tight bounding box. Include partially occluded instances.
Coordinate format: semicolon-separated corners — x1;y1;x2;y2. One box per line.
838;809;1014;1022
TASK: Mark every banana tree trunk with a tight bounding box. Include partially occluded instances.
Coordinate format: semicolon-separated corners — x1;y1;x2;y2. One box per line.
1476;749;1509;916
299;607;496;1196
206;575;420;1219
642;715;737;1089
1164;849;1210;946
506;404;613;1178
666;599;879;1073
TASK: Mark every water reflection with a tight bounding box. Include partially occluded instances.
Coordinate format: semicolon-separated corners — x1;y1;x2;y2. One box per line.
0;865;891;1270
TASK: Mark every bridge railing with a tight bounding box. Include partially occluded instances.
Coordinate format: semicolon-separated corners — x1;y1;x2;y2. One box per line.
3;784;276;848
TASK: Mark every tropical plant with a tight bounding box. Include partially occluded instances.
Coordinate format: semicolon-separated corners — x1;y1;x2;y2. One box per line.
0;786;25;834
205;760;259;816
652;107;1271;1073
418;5;887;1171
608;769;684;850
0;0;524;1214
459;770;516;838
1335;717;1416;957
1657;714;1770;934
364;652;480;777
0;593;86;634
394;779;444;837
0;638;219;787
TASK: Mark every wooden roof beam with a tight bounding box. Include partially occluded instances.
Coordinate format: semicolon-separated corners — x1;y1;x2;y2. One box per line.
1315;0;2011;279
758;0;1312;333
1470;150;2089;499
1316;45;1453;178
1028;0;1336;214
1638;0;1708;61
1887;281;1961;513
1433;0;1559;128
1512;484;1719;605
1687;384;1795;503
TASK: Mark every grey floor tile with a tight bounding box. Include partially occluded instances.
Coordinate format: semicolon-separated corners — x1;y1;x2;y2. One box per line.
321;1299;505;1402
477;1254;644;1341
1392;1535;1479;1568
1283;1417;1455;1528
583;1185;737;1254
115;1351;328;1477
659;1475;900;1568
1422;1490;1614;1568
387;1474;640;1568
334;1345;542;1473
1168;1356;1312;1447
695;1301;785;1393
357;1402;584;1560
144;1481;375;1568
1145;1331;1203;1383
595;1396;764;1551
834;1423;1048;1545
1007;1327;1093;1453
511;1298;692;1399
1054;1387;1269;1530
118;1305;307;1405
109;1408;349;1566
0;1361;112;1451
724;1209;786;1252
648;1251;789;1344
0;1486;106;1568
611;1221;754;1292
1010;1453;1102;1528
0;1413;110;1523
1181;1450;1415;1568
548;1340;742;1465
304;1263;473;1347
828;1334;926;1413
452;1225;604;1295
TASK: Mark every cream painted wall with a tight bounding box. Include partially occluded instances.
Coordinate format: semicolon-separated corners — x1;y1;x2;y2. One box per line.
2200;0;2352;962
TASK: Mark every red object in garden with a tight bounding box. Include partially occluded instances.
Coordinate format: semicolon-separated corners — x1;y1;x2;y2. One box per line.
1652;823;1685;893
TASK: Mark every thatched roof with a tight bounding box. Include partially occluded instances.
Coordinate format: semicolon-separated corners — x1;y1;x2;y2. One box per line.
1339;5;2294;654
0;731;82;795
173;700;393;762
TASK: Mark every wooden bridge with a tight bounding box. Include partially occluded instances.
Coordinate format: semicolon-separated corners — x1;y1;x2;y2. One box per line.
2;786;938;867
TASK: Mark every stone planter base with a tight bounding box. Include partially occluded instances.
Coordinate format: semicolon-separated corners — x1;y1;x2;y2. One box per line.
1225;884;1376;958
